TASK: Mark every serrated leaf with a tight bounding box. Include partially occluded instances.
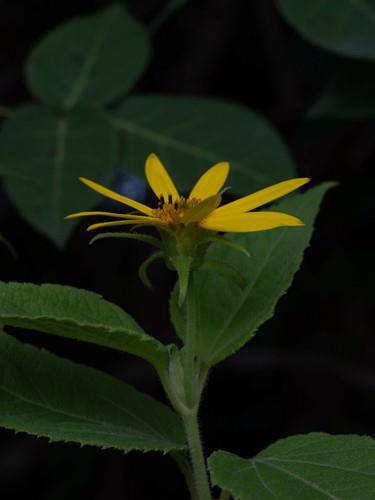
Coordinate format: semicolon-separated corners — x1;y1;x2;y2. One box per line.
277;0;375;61
171;183;334;366
0;330;185;453
0;282;169;373
0;104;117;246
307;61;375;119
113;95;296;195
26;4;150;110
209;433;375;499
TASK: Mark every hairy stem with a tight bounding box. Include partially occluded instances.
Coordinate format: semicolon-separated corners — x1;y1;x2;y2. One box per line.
184;412;212;500
184;272;197;409
171;450;199;500
182;273;212;500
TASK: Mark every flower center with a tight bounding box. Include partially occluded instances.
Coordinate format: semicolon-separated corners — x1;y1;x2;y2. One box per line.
152;195;200;225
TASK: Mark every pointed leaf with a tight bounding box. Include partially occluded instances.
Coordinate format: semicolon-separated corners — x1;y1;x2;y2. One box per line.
90;232;161;248
0;282;169;373
171;183;335;365
26;4;150;110
209;433;375;499
277;0;375;60
113;95;296;195
138;251;164;289
0;330;185;453
0;104;117;246
171;255;193;306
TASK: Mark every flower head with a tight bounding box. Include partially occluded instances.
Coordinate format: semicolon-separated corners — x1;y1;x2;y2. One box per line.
66;153;309;234
66;154;309;304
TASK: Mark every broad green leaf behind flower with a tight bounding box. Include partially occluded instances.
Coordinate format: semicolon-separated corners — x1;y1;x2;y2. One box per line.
171;183;335;366
113;95;297;195
0;330;185;453
0;105;117;247
277;0;375;60
0;282;169;373
26;4;150;110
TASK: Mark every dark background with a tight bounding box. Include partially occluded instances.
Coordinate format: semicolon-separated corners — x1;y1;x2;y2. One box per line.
0;0;374;498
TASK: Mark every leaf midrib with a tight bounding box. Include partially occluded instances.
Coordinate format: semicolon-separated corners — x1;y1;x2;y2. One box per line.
259;456;375;477
63;9;115;110
254;458;340;499
0;363;172;446
0;313;148;342
112;116;268;183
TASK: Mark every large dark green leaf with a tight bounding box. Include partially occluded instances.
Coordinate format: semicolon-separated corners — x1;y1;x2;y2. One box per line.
26;4;150;110
0;282;169;373
0;104;117;246
277;0;375;60
171;183;334;366
0;330;184;453
209;433;375;499
113;95;296;195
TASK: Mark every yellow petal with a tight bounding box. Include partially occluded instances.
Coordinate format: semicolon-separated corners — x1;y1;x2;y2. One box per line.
189;162;230;200
65;211;133;220
200;211;304;232
79;177;153;215
212;178;310;216
145;153;179;202
87;217;165;232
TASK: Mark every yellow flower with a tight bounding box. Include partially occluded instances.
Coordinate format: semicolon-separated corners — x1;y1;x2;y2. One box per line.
66;153;309;233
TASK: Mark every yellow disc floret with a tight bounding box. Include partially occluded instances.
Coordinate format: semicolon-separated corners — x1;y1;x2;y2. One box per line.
152;196;201;226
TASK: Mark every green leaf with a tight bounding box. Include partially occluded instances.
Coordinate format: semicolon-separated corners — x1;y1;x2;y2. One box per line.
0;329;185;453
26;4;150;110
198;234;251;258
113;95;296;195
200;259;247;290
209;433;375;499
89;231;162;248
277;0;375;61
138;251;164;289
0;282;169;373
0;104;117;246
171;183;335;365
307;61;375;119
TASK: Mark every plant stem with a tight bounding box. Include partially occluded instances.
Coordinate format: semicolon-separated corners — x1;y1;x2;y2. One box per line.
182;272;212;500
184;271;197;409
170;450;199;500
184;412;212;500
